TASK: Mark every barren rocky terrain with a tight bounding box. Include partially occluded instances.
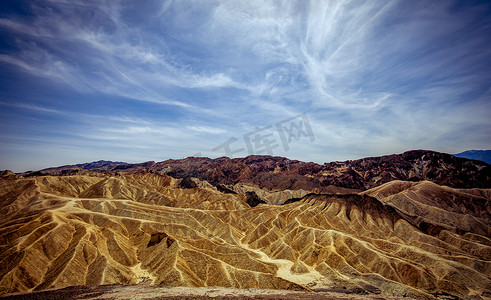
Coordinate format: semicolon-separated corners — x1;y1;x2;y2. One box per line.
1;151;490;299
0;285;413;299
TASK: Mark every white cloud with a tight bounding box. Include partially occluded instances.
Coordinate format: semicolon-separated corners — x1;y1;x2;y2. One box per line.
0;101;63;114
187;126;226;134
1;0;491;171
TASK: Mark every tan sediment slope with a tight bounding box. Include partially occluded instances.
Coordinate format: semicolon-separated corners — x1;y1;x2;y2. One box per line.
363;180;491;236
1;172;490;299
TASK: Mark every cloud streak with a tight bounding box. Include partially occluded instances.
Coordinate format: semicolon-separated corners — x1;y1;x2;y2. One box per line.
0;0;490;171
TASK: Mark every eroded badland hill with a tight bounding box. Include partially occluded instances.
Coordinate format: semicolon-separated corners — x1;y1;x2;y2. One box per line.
1;150;490;299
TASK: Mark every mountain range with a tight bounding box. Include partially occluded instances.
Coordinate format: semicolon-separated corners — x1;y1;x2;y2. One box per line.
1;150;490;299
454;150;491;165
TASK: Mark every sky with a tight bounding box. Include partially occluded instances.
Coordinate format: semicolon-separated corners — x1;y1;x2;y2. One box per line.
0;0;490;172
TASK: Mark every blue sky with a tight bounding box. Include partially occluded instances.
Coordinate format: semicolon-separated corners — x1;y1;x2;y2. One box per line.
1;0;490;172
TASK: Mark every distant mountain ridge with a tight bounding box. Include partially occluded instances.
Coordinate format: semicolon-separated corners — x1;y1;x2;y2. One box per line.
454;150;491;164
20;150;491;190
41;160;128;171
29;160;155;175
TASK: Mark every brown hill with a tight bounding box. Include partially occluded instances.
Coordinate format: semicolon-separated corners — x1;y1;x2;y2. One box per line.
24;150;491;190
159;150;490;190
1;172;490;299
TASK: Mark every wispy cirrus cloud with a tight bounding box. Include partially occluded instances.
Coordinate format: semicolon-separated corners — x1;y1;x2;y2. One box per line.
0;101;63;114
187;125;226;134
0;0;490;171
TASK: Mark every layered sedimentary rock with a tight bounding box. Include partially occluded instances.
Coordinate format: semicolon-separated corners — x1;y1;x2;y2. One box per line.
363;180;491;236
1;170;490;299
